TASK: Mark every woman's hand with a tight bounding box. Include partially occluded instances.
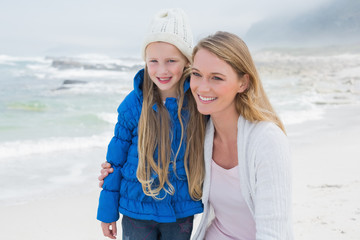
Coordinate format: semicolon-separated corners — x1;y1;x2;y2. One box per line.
98;161;114;188
101;221;117;239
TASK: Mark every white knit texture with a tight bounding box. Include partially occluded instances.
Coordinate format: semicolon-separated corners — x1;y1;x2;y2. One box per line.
192;116;293;240
142;8;193;62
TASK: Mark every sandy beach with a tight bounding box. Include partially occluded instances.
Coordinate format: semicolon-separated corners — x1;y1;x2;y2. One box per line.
0;104;359;240
289;104;360;240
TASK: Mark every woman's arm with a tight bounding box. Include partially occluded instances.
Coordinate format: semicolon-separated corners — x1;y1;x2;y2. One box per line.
253;125;293;240
99;162;113;188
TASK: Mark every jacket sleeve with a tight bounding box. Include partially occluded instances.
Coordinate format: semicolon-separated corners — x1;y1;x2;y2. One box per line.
97;98;135;223
252;125;293;240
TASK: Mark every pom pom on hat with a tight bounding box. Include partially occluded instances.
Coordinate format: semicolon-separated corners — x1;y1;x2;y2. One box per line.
142;8;193;63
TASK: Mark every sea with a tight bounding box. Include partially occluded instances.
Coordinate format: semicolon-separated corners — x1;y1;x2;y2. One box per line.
1;48;359;206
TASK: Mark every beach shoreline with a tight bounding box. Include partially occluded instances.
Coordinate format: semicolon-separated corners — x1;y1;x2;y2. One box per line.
0;103;359;240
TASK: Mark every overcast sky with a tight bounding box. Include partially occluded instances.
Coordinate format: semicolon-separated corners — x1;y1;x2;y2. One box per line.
0;0;332;57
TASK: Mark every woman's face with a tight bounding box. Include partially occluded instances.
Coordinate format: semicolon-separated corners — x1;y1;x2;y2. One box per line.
190;48;248;117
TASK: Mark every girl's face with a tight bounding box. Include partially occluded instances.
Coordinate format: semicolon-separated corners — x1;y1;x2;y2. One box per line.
145;42;188;100
190;48;248;117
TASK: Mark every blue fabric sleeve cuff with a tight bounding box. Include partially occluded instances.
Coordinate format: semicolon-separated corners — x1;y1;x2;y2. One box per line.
97;190;120;223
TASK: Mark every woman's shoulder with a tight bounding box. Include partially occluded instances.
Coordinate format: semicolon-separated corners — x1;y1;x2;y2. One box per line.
254;120;285;138
240;117;288;149
240;118;290;168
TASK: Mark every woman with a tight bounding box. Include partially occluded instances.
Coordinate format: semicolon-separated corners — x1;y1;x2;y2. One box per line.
189;31;292;239
100;31;293;239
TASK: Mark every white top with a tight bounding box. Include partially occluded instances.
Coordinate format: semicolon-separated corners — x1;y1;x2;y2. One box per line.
192;116;293;240
205;160;255;240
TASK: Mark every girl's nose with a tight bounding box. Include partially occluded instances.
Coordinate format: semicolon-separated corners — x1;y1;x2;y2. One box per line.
158;64;168;75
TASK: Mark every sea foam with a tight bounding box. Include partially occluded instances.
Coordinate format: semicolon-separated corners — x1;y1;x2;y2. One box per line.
0;133;111;160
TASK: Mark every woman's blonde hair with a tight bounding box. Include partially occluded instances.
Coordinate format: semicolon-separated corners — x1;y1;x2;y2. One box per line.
193;31;285;133
137;66;206;200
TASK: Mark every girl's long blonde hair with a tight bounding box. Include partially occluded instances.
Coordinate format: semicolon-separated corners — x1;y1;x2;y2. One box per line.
193;31;286;133
137;67;206;200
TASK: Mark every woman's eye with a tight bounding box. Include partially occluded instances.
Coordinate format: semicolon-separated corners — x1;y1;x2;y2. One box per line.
168;59;176;63
213;76;223;81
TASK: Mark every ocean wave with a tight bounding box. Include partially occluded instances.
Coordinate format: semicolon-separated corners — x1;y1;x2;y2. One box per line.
50;80;132;95
0;134;111;159
6;101;47;112
48;55;143;72
0;55;49;65
1;54;144;81
96;112;117;124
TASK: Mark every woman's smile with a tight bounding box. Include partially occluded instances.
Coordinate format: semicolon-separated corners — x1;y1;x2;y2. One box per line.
197;94;217;103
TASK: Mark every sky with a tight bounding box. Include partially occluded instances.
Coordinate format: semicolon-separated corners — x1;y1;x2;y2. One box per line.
0;0;332;57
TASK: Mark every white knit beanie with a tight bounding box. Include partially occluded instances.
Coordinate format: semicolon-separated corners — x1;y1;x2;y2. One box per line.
142;8;193;63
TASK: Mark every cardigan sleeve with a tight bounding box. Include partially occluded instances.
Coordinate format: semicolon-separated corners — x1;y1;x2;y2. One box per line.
97;93;137;223
252;124;293;240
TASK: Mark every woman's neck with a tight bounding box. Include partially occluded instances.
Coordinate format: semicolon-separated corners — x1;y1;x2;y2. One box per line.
211;109;239;144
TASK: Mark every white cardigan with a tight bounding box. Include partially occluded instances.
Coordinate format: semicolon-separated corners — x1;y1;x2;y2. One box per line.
192;116;293;240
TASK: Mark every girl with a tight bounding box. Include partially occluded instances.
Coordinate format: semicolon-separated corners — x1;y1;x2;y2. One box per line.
97;9;206;240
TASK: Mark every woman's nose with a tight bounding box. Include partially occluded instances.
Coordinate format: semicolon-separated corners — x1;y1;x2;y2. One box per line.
197;78;210;92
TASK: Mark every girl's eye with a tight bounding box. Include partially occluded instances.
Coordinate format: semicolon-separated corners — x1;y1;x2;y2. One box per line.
149;60;157;63
168;59;176;63
191;72;201;77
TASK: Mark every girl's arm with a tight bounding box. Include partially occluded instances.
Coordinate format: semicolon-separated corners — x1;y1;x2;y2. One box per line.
97;94;136;224
101;221;117;239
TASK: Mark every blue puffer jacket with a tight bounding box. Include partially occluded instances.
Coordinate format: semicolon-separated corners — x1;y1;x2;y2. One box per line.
97;69;203;223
